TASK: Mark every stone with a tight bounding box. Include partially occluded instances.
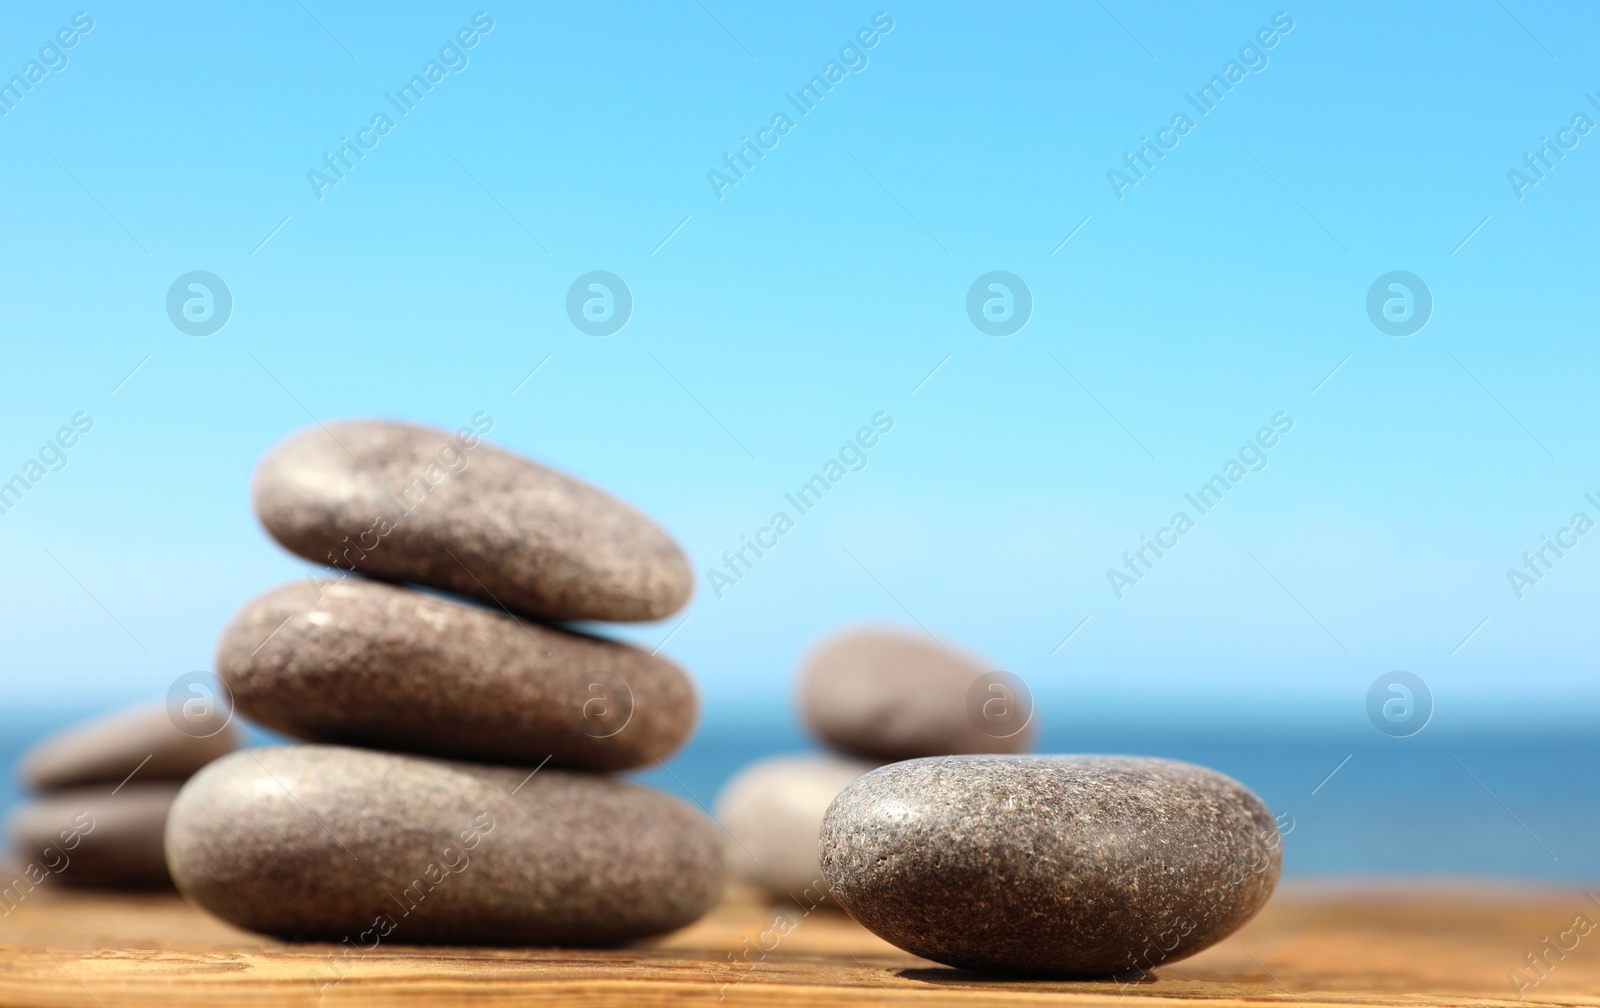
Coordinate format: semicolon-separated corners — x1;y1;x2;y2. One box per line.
714;753;876;900
251;418;692;622
819;756;1282;977
216;579;696;772
7;783;181;888
797;627;1034;760
165;745;726;945
18;702;238;791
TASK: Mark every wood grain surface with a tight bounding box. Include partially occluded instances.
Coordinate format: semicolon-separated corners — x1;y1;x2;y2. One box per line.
2;881;1597;1006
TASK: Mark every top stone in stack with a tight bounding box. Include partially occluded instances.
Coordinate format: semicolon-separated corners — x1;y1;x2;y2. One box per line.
253;417;692;622
797;627;1035;760
222;418;699;772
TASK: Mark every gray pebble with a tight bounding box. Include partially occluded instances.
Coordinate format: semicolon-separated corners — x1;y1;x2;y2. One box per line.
797;628;1034;760
819;756;1281;977
714;753;876;900
217;579;696;772
7;783;181;888
252;419;693;622
18;701;237;791
165;745;726;944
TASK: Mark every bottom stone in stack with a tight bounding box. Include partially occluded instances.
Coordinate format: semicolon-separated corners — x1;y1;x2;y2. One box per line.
166;745;727;945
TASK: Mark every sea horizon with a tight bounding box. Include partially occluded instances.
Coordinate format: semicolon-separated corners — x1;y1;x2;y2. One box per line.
3;703;1593;883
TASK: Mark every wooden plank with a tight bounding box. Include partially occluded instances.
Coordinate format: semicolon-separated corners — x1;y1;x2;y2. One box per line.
1;883;1597;1006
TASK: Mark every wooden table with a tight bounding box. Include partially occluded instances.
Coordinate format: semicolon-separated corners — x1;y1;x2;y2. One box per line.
2;881;1595;1006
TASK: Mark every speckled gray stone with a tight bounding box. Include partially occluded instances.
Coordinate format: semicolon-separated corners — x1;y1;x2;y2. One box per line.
8;783;181;888
18;702;238;791
216;579;696;772
714;753;876;900
165;745;726;944
797;628;1034;760
252;419;693;622
819;756;1281;977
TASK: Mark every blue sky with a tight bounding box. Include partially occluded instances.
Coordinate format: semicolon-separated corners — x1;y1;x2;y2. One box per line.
3;1;1598;742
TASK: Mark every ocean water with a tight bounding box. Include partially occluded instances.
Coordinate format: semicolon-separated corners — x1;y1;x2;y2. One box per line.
630;722;1598;882
4;710;1593;882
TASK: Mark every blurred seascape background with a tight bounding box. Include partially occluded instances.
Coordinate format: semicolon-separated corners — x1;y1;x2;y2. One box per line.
3;1;1599;881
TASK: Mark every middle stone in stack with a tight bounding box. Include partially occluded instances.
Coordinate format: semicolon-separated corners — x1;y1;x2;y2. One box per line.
167;418;725;945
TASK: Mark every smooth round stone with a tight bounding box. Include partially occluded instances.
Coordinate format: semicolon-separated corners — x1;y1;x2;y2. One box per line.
8;783;181;887
216;579;696;772
19;702;238;791
797;628;1034;760
714;754;876;900
166;745;725;944
252;419;692;622
820;756;1281;977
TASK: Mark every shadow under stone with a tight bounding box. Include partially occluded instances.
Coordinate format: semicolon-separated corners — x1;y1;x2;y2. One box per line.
896;966;1154;991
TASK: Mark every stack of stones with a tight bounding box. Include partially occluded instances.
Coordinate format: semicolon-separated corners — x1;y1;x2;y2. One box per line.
164;419;726;945
715;627;1033;901
8;702;236;891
